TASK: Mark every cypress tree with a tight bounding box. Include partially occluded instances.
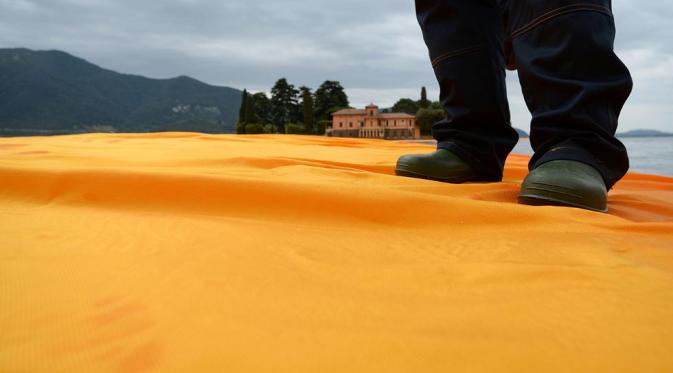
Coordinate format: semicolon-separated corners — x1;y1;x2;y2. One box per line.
236;89;248;134
238;89;248;122
301;87;315;134
244;93;257;124
420;86;429;109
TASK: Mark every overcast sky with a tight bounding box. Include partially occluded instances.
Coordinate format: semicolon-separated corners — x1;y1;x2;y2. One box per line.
1;0;671;131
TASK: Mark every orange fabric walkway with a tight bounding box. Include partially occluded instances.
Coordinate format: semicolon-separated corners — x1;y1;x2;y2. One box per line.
1;133;673;372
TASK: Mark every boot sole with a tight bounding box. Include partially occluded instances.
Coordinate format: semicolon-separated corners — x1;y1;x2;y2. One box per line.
518;190;608;213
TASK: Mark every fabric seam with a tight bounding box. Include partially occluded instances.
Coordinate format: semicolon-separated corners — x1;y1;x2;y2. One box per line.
431;45;482;68
511;4;612;39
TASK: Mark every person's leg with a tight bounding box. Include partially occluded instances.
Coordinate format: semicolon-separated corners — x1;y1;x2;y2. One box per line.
412;0;519;182
506;0;632;190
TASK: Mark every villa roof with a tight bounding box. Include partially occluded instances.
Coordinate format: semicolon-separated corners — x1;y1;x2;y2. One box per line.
378;113;415;119
332;109;416;119
332;109;367;116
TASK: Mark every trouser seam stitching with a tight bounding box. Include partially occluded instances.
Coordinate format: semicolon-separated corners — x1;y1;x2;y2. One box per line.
431;45;482;68
510;4;612;39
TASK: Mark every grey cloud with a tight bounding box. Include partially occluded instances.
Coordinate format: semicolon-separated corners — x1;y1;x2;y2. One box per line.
0;0;671;130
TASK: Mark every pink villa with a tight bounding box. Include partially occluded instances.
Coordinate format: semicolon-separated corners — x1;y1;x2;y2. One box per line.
327;103;421;140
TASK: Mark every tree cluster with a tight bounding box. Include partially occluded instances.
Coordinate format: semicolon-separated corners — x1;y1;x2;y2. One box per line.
236;79;349;135
390;86;445;136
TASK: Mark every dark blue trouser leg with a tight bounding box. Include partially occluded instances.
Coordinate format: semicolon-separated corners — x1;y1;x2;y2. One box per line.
416;0;519;181
506;0;632;190
416;0;631;188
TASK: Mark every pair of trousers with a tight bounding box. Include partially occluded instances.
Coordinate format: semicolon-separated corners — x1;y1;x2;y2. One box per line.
416;0;632;189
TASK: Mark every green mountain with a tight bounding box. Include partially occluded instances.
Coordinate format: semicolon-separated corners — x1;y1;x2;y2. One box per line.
618;129;673;138
514;127;529;138
0;48;242;135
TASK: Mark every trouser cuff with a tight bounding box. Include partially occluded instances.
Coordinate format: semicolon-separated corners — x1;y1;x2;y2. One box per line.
437;141;504;182
532;144;624;190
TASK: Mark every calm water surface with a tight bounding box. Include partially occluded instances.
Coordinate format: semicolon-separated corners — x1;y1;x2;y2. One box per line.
513;137;673;177
410;137;673;177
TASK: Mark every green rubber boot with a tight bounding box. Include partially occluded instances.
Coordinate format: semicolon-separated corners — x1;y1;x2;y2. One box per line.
518;160;609;213
395;149;479;183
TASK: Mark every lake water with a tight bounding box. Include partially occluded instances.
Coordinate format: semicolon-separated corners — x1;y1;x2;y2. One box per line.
513;137;673;177
410;137;673;177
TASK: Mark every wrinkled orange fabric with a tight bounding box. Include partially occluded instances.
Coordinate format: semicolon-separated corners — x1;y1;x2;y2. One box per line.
1;133;673;372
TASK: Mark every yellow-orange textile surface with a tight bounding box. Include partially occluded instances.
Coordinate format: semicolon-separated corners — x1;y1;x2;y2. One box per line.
2;133;673;372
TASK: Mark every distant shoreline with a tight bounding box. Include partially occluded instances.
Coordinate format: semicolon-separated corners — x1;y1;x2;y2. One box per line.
0;129;236;137
1;129;671;139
